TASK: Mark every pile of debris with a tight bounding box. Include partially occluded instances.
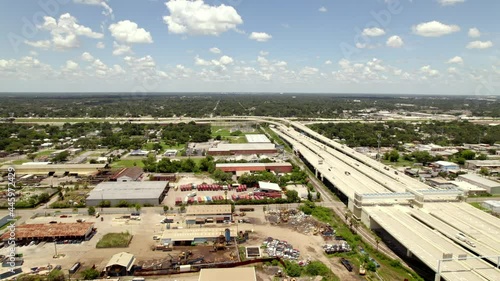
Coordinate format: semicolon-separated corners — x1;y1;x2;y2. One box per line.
262;237;300;260
323;241;351;254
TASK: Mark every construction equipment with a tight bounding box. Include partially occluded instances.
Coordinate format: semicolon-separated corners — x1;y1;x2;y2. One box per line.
213;235;226;251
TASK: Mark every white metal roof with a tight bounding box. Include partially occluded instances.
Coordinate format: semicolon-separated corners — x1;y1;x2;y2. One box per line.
186;205;232;216
458;174;500;188
258;181;281;192
209;143;276;152
87;181;168;201
451;181;486;192
245;134;271;143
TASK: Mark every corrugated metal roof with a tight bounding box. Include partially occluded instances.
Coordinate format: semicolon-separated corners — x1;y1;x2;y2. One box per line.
186;205;232;216
245;134;271;143
258;181;281;192
105;252;136;271
0;222;93;240
87;181;168;201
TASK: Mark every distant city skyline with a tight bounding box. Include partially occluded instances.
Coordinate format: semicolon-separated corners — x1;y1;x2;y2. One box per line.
1;0;499;95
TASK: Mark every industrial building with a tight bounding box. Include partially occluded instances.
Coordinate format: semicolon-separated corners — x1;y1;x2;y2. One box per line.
110;166;144;182
208;143;277;156
245;134;271;143
105;252;136;277
450;181;487;196
185;205;232;222
215;162;293;175
258;181;281;192
160;226;237;246
457;174;500;194
0;222;94;243
0;163;108;176
481;200;500;214
286;184;309;200
198;267;256;281
432;161;460;172
466;160;500;171
86;181;169;206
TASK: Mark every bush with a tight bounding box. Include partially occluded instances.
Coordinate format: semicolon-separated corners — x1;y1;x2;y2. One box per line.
87;206;96;216
285;261;302;277
304;261;330;276
80;268;99;280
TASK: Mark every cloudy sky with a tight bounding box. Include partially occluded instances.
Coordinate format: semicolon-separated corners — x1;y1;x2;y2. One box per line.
1;0;499;94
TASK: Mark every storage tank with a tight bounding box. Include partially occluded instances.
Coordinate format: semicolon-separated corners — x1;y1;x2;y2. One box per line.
179;265;191;272
225;228;231;243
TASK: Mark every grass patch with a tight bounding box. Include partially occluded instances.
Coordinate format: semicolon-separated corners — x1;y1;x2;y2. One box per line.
226;136;247;143
0;216;21;231
111;159;145;168
11;159;29;165
96;231;133;248
382;158;415;168
469;202;491;213
211;126;232;137
35;150;55;157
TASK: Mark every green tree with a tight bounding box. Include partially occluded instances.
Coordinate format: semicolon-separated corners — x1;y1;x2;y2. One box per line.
38;192;50;203
479;167;490;176
134;203;141;212
212;169;232;182
304;261;330;276
116;200;130;207
285;190;300;203
366;261;377;272
388;149;400;162
99;200;111;207
52;151;70;162
87;206;96;216
476;153;488;160
80;268;99;280
461;150;476;160
47;269;66;281
412;151;433;164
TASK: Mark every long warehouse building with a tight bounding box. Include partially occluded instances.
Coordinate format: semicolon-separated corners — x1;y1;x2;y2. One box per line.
86;181;169;206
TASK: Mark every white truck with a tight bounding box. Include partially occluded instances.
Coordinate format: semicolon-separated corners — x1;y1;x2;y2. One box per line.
455;232;476;247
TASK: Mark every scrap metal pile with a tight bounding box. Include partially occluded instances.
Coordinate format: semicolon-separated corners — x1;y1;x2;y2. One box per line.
266;209;335;237
322;241;352;254
262;237;300;260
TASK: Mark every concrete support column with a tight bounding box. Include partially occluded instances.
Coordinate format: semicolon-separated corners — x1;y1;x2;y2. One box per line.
315;168;318;177
406;249;412;258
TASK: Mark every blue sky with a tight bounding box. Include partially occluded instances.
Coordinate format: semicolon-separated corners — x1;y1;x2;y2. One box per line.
0;0;499;94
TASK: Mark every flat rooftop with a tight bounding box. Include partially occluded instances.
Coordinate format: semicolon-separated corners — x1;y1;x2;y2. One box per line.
216;162;292;168
162;226;238;242
87;181;168;201
0;222;93;240
186;205;232;216
245;134;271;143
199;267;256;281
458;174;500;188
210;143;276;152
451;181;486;192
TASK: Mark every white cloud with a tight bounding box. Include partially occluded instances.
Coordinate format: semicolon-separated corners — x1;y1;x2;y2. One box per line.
257;56;268;66
447;67;458;74
447;56;463;64
219;55;234;65
325;60;332;65
420;65;440;77
112;41;133;56
362;27;386;37
386;35;404;48
209;47;221;54
318;7;327;12
437;0;465;6
274;61;287;67
64;60;79;71
299;66;319;76
249;32;272;42
29;51;38;56
24;40;51;50
163;0;243;36
259;50;269;56
468;27;481;38
466;40;493;49
39;13;103;49
109;20;153;44
74;0;113;18
412;21;460;37
81;52;94;62
96;41;105;49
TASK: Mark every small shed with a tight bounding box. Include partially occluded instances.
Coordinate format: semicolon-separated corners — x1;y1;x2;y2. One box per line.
105;252;135;276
